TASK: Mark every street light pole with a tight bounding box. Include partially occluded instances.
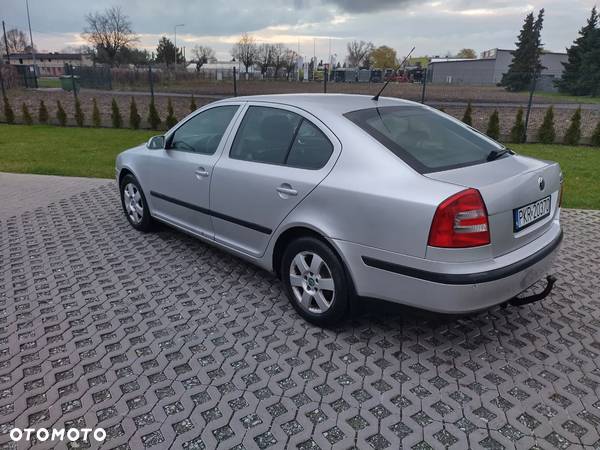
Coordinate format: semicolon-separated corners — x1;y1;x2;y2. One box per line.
25;0;38;87
174;24;184;65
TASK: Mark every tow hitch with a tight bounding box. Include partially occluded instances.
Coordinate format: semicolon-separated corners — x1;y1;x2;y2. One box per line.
508;275;557;307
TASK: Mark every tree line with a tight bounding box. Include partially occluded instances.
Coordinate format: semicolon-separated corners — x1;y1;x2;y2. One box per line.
501;6;599;96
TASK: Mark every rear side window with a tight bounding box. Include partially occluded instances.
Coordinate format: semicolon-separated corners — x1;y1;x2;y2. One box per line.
344;106;504;173
286;120;333;169
230;106;333;169
169;105;239;154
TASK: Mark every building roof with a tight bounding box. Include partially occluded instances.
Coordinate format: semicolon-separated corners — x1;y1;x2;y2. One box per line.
6;52;84;60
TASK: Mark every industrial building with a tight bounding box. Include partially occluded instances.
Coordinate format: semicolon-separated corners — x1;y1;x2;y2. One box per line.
426;48;568;91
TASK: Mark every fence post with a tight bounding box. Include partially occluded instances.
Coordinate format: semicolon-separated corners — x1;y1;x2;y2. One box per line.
0;66;6;98
524;70;538;143
70;64;78;101
148;64;154;99
233;66;237;97
324;66;327;94
420;69;427;104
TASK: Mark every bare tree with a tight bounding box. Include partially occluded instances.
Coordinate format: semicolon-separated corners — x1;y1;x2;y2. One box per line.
0;28;31;55
346;40;374;68
231;33;257;74
271;44;286;78
256;43;273;76
191;45;216;71
282;48;298;79
82;6;138;66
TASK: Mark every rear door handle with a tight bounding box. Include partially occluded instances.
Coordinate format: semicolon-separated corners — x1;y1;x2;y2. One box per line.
195;167;209;179
276;185;298;197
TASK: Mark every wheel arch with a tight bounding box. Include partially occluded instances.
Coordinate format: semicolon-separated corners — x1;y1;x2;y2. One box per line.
271;226;355;292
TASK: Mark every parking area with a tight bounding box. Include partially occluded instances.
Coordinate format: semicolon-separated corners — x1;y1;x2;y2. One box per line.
0;173;599;449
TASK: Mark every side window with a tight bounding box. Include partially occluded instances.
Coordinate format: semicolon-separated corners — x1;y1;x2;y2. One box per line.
286;120;333;169
169;105;238;154
230;106;302;165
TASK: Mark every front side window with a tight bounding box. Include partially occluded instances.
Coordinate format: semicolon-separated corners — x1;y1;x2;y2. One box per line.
169;105;239;155
230;106;333;169
344;106;504;173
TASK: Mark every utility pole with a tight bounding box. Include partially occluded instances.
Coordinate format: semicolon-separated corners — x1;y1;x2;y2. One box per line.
25;0;38;87
174;24;184;65
2;21;10;64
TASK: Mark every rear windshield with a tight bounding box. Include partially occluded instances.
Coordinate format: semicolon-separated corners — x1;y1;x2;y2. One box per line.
344;106;504;173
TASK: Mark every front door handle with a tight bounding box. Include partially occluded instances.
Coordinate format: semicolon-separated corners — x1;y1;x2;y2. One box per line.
276;184;298;198
195;167;209;179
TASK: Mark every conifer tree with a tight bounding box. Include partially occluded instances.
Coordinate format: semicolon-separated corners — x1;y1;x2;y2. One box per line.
486;110;500;140
129;97;141;129
190;95;197;113
3;95;15;124
38;100;48;123
537;106;556;144
111;98;122;128
148;98;161;130
510;107;526;143
462;101;473;126
22;102;33;125
165;98;177;129
563;107;582;145
56;100;67;126
74;98;85;127
92;98;101;127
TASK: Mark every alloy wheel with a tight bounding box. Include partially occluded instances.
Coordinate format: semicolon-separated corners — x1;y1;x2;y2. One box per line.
123;183;144;224
289;251;336;314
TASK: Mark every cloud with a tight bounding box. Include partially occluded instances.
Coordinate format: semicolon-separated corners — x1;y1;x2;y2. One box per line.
322;0;413;13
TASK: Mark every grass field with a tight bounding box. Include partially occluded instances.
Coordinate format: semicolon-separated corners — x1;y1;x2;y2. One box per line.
534;91;600;104
0;124;598;209
37;77;61;88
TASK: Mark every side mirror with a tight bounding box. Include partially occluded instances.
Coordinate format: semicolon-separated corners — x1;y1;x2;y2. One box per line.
146;135;165;149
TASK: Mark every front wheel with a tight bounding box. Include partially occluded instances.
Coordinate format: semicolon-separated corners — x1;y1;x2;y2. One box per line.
120;174;153;232
281;237;349;326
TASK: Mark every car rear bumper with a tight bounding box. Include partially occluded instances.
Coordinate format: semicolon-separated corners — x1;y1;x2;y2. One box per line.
333;220;562;314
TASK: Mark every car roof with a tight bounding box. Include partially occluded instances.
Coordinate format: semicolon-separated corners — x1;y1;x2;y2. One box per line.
215;93;423;116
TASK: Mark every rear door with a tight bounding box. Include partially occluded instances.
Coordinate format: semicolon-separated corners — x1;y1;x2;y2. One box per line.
210;103;341;257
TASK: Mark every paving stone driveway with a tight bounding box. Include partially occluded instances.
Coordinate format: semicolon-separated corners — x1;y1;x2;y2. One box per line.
1;174;599;450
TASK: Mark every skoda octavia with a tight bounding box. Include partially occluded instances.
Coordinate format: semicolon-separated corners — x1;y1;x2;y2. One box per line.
116;94;563;325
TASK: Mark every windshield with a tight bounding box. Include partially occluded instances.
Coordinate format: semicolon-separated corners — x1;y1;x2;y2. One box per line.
344;106;505;173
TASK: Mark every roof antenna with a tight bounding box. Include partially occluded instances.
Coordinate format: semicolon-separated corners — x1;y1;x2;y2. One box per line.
372;46;416;101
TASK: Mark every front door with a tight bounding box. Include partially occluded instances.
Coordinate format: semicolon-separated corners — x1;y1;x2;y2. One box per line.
139;104;241;239
210;104;340;257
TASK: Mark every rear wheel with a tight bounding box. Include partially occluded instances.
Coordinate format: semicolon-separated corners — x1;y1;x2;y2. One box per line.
281;237;348;326
120;174;153;232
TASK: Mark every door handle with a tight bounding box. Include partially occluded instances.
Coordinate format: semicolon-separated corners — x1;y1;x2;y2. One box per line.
195;167;209;179
276;184;298;197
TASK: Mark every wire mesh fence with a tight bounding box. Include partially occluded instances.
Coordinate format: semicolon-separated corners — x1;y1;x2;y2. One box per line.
1;64;599;144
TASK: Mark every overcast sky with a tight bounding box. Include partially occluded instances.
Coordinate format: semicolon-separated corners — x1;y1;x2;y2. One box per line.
1;0;596;61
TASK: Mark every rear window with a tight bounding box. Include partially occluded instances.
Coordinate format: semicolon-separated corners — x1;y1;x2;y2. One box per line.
344;106;504;173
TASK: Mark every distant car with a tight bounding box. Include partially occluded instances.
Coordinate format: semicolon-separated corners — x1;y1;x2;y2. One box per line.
116;94;563;325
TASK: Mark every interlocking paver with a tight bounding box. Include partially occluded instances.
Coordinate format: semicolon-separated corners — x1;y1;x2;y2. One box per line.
0;175;599;449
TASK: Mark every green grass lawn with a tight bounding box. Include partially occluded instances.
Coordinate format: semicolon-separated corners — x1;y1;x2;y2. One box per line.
533;91;600;104
37;77;62;88
0;124;598;209
0;125;155;179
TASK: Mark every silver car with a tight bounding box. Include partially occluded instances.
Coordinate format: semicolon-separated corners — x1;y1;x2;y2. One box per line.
116;94;563;325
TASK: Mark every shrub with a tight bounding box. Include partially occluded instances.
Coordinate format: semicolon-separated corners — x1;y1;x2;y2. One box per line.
461;101;473;126
190;95;197;113
74;98;85;127
56;100;67;126
537;106;555;144
38;100;49;123
3;95;15;124
22;102;33;125
148;98;161;130
591;119;600;147
92;98;101;127
486;110;500;140
111;98;122;128
129;97;141;129
563;107;581;145
165;98;177;129
510;107;526;143
437;107;445;113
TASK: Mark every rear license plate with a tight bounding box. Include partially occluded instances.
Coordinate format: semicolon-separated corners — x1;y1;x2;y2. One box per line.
513;196;551;232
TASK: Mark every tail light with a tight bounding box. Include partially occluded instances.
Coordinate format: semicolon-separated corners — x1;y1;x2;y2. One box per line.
558;178;564;208
428;188;490;248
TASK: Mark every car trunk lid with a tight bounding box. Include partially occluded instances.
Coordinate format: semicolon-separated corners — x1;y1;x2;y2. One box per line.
425;154;561;257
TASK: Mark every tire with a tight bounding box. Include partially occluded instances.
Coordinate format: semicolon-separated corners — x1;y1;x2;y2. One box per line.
119;174;153;232
281;236;349;326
